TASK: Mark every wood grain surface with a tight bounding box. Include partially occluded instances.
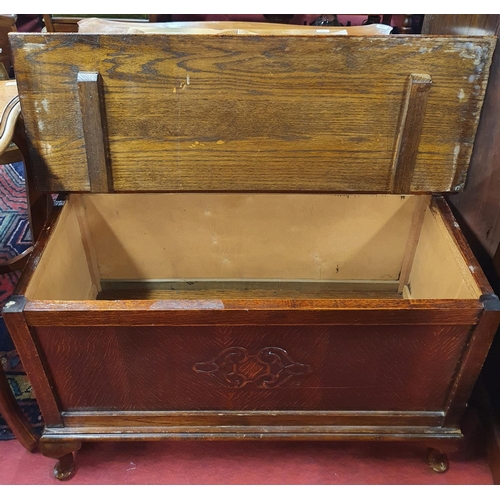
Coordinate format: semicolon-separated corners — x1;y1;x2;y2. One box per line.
2;296;63;426
77;72;111;192
40;425;463;443
444;298;500;426
96;279;403;300
61;409;445;428
32;323;472;412
4;28;500;468
422;15;500;36
392;74;432;193
421;15;500;482
9;33;495;193
13;197;66;297
23;299;482;326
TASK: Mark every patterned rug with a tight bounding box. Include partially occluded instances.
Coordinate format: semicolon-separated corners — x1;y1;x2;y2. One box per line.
0;162;43;439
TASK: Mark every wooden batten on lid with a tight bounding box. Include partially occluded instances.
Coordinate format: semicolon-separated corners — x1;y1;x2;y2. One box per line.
9;33;496;194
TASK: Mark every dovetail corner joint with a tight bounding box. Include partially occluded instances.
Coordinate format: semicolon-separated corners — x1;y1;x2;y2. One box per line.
193;347;311;389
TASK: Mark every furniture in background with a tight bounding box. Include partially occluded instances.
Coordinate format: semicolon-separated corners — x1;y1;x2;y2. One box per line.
0;15;16;78
42;14;419;33
42;14;172;32
422;14;500;484
0;81;39;452
305;14;422;33
15;14;43;33
0;16;53;451
1;14;52;259
0;83;53;273
0;79;26;271
1;16;30;267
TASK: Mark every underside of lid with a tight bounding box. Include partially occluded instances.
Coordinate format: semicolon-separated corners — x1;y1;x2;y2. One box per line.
9;33;496;193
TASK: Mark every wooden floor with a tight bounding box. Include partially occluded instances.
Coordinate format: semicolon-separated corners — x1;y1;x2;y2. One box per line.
97;280;403;300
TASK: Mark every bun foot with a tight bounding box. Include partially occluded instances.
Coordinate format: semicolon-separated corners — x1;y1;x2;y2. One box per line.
427;447;449;473
53;453;76;481
40;439;82;481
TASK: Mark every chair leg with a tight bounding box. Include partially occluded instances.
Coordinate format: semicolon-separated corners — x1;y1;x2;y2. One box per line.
0;247;33;274
0;358;38;451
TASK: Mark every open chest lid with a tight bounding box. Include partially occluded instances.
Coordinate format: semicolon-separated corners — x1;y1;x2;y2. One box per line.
10;32;496;194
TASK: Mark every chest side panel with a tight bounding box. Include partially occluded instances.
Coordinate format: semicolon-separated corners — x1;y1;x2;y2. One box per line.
10;34;495;193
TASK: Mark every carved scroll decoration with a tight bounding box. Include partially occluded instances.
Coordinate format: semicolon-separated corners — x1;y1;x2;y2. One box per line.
193;347;311;389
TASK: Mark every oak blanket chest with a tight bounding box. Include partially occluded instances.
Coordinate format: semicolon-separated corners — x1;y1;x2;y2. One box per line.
3;31;500;479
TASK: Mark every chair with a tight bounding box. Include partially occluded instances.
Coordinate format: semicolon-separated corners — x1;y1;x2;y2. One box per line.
0;18;52;450
0;82;53;274
0;15;16;78
0;81;39;451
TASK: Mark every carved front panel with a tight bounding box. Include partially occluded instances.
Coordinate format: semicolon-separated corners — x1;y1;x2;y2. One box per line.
193;347;311;389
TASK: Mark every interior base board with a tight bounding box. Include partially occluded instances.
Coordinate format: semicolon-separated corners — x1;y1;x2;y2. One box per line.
97;279;403;300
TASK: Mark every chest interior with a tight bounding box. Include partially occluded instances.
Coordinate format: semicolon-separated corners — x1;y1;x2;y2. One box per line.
25;192;481;302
